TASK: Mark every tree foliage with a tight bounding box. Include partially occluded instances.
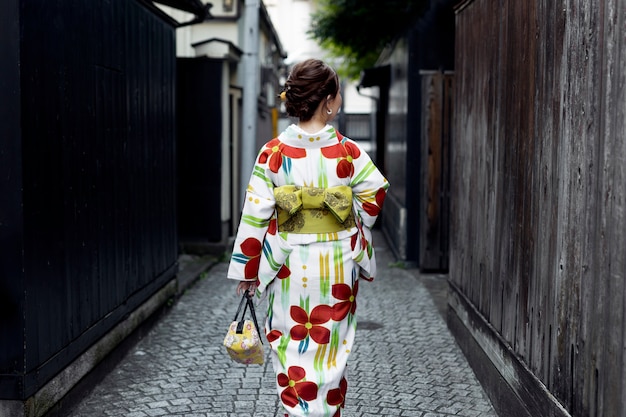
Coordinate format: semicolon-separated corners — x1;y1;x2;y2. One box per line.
308;0;429;79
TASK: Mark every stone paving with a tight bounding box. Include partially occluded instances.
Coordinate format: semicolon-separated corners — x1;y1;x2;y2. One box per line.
62;233;498;417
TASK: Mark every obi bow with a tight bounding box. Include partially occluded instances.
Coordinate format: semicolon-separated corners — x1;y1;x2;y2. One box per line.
274;185;354;233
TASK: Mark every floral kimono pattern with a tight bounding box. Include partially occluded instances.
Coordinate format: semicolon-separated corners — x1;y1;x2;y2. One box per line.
228;124;388;417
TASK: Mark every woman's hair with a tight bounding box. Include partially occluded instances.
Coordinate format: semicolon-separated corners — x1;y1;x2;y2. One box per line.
283;59;339;121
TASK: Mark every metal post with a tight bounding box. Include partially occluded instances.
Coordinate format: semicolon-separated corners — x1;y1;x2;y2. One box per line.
240;0;260;200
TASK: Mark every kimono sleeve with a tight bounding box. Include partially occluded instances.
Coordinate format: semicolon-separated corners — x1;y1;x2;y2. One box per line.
227;161;276;282
348;140;389;280
349;141;389;228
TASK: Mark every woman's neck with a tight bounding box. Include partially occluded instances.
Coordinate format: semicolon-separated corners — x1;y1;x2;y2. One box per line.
297;116;327;134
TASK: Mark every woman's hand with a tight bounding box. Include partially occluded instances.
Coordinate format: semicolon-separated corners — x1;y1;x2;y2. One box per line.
236;280;258;296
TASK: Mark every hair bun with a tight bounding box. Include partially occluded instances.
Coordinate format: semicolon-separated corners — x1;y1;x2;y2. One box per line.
283;59;339;122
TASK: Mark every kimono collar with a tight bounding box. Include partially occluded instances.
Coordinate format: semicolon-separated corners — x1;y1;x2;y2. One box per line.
279;124;342;148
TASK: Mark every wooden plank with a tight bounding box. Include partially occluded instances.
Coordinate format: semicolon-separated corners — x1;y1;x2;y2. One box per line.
419;71;452;271
0;0;25;384
596;1;626;415
530;0;563;395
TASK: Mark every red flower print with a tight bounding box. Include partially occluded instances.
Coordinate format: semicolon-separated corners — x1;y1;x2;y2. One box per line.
267;329;283;343
327;377;348;408
331;282;359;321
376;187;386;206
363;187;386;216
351;229;367;250
258;138;306;173
240;237;262;279
321;141;361;178
338;141;361;178
277;366;318;408
362;202;379;216
290;305;333;344
320;143;346;159
277;264;291;279
350;230;368;254
268;218;277;235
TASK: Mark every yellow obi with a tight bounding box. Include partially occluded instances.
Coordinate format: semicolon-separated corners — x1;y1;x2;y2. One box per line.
274;185;356;233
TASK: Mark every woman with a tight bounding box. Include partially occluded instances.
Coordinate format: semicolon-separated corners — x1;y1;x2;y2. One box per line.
227;58;388;417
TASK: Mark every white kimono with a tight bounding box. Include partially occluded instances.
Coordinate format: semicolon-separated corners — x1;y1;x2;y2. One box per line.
228;124;389;417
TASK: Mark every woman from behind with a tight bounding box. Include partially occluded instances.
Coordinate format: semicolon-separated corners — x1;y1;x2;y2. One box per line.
227;58;389;417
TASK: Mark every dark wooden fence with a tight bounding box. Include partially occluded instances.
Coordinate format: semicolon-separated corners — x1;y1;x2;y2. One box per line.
1;0;178;408
449;1;626;416
376;0;456;266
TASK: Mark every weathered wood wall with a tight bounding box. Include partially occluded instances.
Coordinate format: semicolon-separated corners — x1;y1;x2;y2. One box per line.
450;0;626;416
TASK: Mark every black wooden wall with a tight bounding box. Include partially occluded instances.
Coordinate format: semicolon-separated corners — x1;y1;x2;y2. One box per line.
0;0;177;399
0;0;24;401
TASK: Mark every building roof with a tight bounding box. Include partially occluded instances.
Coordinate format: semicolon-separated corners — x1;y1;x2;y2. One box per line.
151;0;212;26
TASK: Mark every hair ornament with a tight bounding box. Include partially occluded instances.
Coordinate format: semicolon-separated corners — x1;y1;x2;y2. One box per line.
279;91;287;101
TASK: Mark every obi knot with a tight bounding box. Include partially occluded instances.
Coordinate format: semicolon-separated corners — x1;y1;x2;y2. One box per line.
274;185;355;233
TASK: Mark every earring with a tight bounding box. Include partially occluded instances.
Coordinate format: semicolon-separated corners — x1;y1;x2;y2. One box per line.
327;109;333;115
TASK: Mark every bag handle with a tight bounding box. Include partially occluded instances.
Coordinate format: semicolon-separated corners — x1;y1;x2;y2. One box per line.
233;292;248;321
234;292;263;344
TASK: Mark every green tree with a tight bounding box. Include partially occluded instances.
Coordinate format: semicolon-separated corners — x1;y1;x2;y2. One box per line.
309;0;429;79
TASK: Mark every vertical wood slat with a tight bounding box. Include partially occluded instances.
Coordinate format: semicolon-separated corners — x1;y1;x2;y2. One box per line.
419;71;453;272
596;2;626;415
0;0;25;384
451;0;626;416
531;0;564;394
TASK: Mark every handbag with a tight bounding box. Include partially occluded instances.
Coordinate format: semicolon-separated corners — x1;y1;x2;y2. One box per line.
223;292;264;365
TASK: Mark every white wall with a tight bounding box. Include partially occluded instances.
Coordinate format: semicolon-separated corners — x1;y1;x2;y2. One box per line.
264;0;322;64
156;5;241;58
